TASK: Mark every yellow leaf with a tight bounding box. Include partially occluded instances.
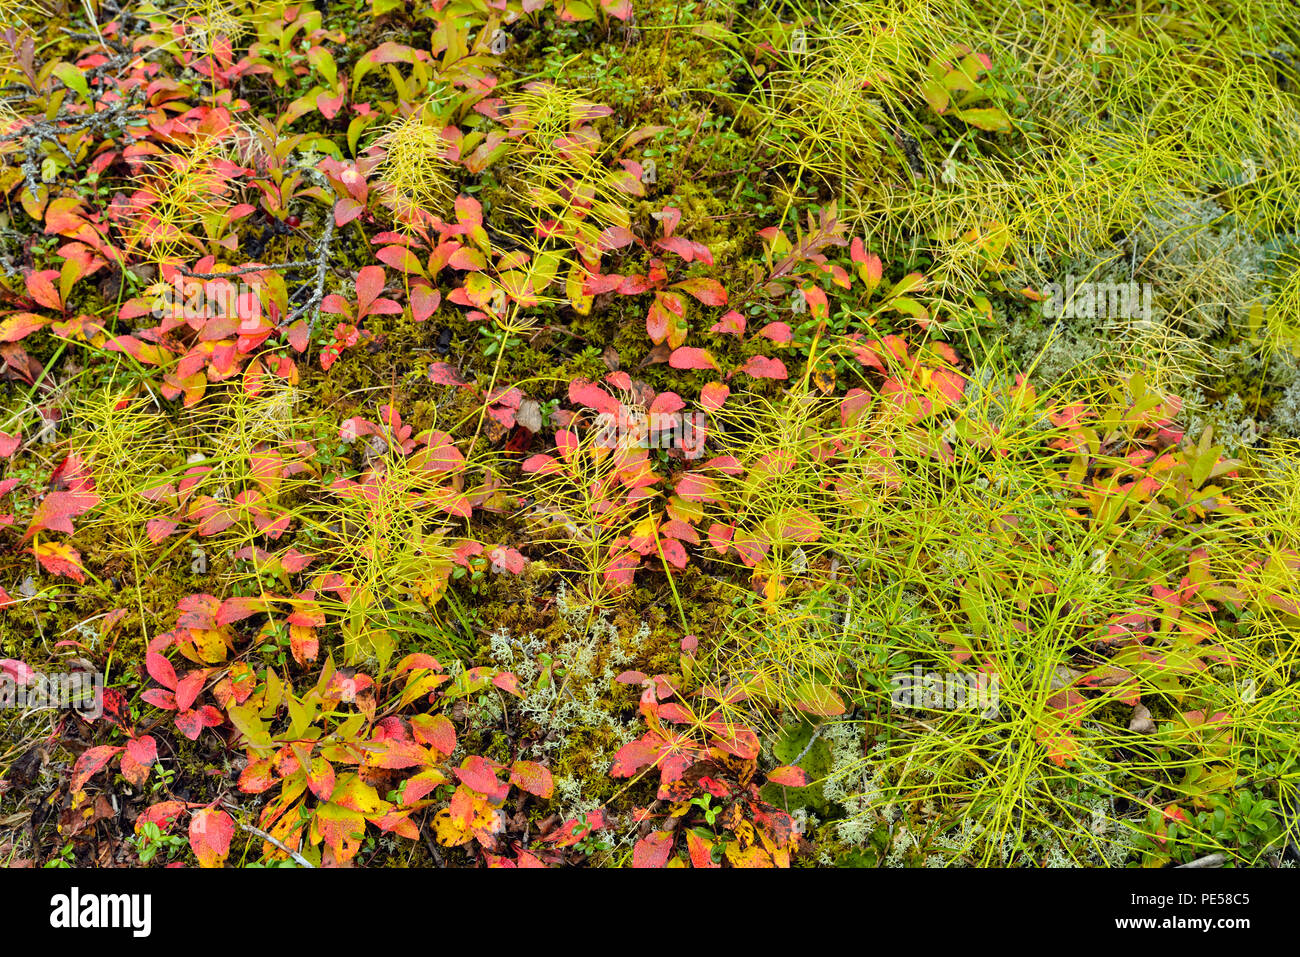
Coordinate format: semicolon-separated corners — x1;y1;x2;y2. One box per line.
566;263;593;316
311;802;367;863
190;627;230;664
724;842;773;867
433;807;474;846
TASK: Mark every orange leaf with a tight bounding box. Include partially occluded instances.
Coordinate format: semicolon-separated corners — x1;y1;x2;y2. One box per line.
33;540;86;583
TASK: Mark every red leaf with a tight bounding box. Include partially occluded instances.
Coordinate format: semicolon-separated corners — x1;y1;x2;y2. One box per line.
44;198;86;236
554;430;577;462
71;745;124;792
0;313;47;342
362;739;433;769
411;713;457;755
335;198;364;227
492;671;520;695
767;765;809;787
779;507;824;542
740;355;788;380
146;651;178;691
455;756;508;801
544;809;607;847
410;284;440;322
668;347;718;371
851;240;883;288
307;756;335;801
658;235;704;261
175;669;207;711
428;361;472;387
929;367;966;404
174;706;223;740
141;689;177;710
649;391;685;415
569;379;620;414
487;545;527;575
610;738;658;777
320;293;352;316
659;537;688;569
448;247;486;271
316;89;345;119
657;702;693;723
656;207;682;237
26;270;62;310
376;244;424;275
122;736;158;787
521;453;562;476
707;721;760;759
412;432;465;474
687;830;718;868
707;523;734;553
354;265;386;318
758;321;793;344
290;626;318;666
216;596;270;625
710;310;746;336
33;541;86;582
633;830;674;868
672;277;727;306
646;291;686;346
0;660;30;686
286;320;309;352
700;382;729;412
146;518;180;543
603;550;640;589
801;285;828;321
598;226;636;250
136;801;187;835
189;808;234;867
25;489;99;539
509;760;554;798
239;759;276;793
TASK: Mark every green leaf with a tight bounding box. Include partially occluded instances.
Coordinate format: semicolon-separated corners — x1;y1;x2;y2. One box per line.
260;668;283;719
226;701;274;749
920;78;950;114
51;63;90;102
307;47;338;89
955;107;1012;132
793;680;846;717
300;137;344;160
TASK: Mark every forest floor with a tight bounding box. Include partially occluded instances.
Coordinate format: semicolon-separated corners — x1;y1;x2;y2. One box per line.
1;0;1299;868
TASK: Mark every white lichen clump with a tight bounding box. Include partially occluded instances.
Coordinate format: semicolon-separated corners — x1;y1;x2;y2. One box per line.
484;586;652;820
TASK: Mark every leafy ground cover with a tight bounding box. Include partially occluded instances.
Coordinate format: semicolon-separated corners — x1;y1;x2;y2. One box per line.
1;0;1299;868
